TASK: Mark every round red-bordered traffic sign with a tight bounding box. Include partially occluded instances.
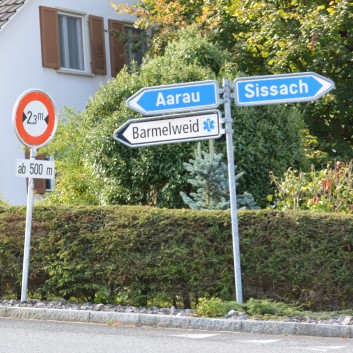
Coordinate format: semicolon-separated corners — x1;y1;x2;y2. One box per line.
13;89;57;148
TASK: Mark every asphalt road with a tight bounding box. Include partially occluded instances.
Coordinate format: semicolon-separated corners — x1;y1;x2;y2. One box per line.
0;318;352;353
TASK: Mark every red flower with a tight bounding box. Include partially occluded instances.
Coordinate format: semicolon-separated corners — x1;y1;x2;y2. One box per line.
321;179;332;189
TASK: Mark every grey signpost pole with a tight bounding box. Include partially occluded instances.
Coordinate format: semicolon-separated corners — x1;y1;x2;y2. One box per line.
13;89;57;303
222;78;243;304
21;147;36;303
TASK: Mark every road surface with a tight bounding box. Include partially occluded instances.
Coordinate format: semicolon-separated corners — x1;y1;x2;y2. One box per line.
0;318;352;353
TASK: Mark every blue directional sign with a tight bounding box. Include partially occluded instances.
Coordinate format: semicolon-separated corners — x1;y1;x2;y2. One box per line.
127;80;220;115
234;72;335;107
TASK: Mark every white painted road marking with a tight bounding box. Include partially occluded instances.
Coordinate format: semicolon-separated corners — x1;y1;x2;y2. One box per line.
171;334;220;339
289;346;347;352
235;339;282;344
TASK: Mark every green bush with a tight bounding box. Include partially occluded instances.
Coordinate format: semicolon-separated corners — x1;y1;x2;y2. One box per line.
0;196;9;208
218;104;308;204
194;297;230;317
41;27;307;209
1;206;353;310
194;297;300;318
244;298;301;317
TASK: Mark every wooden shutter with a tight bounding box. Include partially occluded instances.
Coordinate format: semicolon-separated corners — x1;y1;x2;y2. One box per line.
39;6;60;69
89;16;107;75
25;151;47;195
108;20;126;77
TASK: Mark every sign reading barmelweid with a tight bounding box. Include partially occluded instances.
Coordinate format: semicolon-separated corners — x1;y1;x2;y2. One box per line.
114;111;223;148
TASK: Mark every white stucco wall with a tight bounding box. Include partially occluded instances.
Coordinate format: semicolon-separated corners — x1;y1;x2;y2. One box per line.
0;0;134;205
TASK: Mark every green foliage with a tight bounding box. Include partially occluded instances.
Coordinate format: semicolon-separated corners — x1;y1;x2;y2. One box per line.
121;0;353;159
228;0;353;159
41;30;223;208
0;196;9;208
39;24;306;208
194;297;300;318
194;297;235;317
244;298;301;317
180;143;231;210
218;104;308;204
180;143;259;210
1;206;353;310
163;26;229;76
270;161;353;213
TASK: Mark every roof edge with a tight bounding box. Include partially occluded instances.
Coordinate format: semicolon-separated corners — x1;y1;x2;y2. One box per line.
0;0;31;33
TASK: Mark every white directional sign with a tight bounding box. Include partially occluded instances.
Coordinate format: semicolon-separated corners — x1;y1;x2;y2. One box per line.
16;159;55;179
234;72;335;106
114;111;223;148
127;80;220;115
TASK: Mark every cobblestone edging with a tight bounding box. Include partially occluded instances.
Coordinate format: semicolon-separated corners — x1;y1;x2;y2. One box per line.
0;299;352;338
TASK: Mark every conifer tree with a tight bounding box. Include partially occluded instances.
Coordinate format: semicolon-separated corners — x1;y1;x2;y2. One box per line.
180;142;259;210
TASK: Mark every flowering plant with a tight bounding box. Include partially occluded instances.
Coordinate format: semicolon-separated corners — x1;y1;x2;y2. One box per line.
269;161;353;213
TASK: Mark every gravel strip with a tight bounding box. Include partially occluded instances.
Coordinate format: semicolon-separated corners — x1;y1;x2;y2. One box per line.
1;298;353;325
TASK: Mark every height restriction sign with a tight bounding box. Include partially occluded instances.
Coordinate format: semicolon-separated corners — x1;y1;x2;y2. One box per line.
13;89;57;148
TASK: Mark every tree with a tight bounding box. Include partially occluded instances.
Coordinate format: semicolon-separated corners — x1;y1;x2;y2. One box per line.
180;142;230;210
40;27;307;207
180;143;259;210
114;0;353;160
229;1;353;159
40;30;222;207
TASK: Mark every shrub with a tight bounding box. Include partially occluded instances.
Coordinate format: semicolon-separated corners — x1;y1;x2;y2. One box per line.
1;206;353;310
217;104;308;205
244;298;301;317
194;297;230;317
194;297;300;318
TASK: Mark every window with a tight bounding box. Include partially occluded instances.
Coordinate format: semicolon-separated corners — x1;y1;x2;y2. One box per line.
108;21;149;76
40;6;108;75
40;6;148;77
125;26;147;67
58;14;85;71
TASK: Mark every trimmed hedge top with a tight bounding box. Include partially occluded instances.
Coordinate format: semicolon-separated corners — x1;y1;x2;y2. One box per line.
0;206;352;310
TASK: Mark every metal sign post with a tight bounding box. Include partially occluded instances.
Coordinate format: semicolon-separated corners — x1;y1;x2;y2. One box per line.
21;147;36;303
222;78;243;304
13;89;57;303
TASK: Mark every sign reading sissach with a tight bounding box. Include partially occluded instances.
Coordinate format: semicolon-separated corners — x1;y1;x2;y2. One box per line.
234;72;335;107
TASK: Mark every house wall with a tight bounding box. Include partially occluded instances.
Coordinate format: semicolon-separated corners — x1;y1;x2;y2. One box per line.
0;0;134;205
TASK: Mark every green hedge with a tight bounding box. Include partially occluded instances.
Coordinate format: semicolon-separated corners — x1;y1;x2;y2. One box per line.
0;206;352;310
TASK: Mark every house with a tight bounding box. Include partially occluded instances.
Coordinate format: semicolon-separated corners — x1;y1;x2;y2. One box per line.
0;0;139;205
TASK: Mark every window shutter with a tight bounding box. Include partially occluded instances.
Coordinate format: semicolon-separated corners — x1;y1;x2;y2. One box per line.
25;151;47;195
89;16;107;75
39;6;60;69
108;20;126;77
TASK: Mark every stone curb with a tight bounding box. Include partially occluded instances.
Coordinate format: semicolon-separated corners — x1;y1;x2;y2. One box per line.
0;307;352;338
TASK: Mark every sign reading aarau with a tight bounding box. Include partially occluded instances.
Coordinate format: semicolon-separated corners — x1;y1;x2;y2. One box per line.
127;80;220;115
